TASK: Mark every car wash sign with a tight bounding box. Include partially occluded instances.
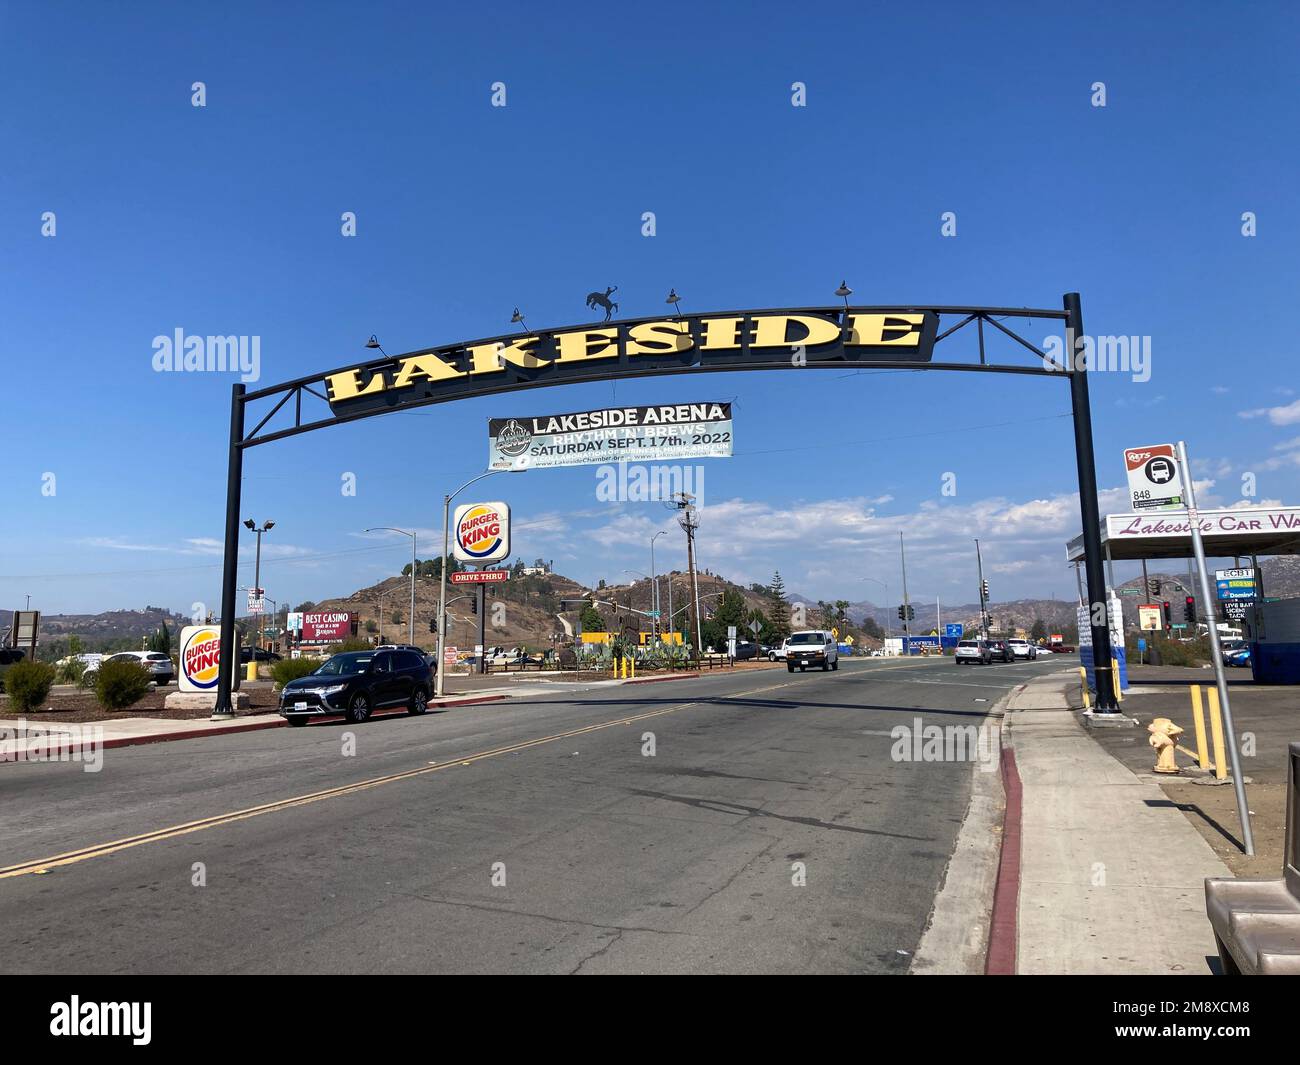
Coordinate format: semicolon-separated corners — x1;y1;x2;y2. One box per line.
1124;443;1185;511
454;502;510;564
489;403;733;470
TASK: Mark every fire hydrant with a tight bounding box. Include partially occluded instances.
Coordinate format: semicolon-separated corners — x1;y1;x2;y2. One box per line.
1148;717;1183;774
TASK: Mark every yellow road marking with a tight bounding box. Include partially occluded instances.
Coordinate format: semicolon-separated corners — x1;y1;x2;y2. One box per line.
0;656;939;880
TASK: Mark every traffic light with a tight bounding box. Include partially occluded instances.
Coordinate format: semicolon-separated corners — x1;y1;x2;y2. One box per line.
898;605;905;621
470;596;478;615
980;579;989;601
1162;601;1171;628
1184;596;1195;624
907;605;915;621
429;619;437;634
1147;577;1160;598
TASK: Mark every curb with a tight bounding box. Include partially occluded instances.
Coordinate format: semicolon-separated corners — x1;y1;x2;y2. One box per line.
985;683;1029;976
1;693;508;760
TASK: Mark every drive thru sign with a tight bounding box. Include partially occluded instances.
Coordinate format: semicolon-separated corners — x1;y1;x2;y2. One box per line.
1124;443;1185;511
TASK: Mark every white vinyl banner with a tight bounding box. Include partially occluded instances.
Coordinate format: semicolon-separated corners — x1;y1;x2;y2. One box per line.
489;403;733;471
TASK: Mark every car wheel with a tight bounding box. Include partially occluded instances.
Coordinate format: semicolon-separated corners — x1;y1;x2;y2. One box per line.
787;664;795;672
287;716;308;727
408;687;428;716
345;693;371;724
831;660;838;671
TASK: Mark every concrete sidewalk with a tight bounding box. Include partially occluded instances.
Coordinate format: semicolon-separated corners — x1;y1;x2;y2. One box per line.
1004;671;1231;975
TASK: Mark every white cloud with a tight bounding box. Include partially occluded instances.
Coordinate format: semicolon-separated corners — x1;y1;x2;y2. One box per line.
1239;397;1300;425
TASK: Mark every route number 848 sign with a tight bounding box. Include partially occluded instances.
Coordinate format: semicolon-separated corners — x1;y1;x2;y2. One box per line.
1124;443;1185;512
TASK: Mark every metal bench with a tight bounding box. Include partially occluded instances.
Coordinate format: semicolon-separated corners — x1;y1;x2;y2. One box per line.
1205;741;1300;974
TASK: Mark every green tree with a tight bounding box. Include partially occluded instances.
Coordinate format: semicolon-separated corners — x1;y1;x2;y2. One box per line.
714;588;748;632
833;600;851;633
860;615;885;640
767;572;791;640
1031;617;1047;642
578;601;606;633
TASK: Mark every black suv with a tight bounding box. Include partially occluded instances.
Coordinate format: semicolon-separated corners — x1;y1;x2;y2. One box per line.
987;639;1014;663
279;649;432;726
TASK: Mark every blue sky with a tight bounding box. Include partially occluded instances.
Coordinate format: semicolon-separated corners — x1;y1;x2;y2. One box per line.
2;1;1298;618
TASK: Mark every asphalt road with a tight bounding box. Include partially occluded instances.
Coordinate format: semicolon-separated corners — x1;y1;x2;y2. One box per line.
0;655;1067;973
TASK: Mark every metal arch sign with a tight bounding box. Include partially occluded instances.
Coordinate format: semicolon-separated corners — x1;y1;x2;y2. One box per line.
321;309;940;417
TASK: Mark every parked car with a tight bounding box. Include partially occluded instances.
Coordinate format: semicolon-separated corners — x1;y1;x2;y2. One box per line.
955;639;993;665
89;651;175;686
767;640;789;662
1006;638;1036;660
785;630;838;672
279;648;432;726
0;647;26;691
239;646;282;663
987;639;1015;663
733;641;759;661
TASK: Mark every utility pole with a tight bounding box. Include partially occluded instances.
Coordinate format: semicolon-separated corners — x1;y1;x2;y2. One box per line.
670;493;704;655
975;538;988;640
899;532;911;644
243;519;274;651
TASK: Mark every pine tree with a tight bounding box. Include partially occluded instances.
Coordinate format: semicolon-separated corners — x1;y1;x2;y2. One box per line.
768;571;791;640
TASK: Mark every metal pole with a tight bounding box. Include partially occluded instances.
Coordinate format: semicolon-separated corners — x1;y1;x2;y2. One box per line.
899;532;910;650
253;529;262;651
409;533;416;645
435;493;450;698
477;584;487;673
1178;440;1254;855
975;538;987;640
1064;292;1117;710
213;384;245;720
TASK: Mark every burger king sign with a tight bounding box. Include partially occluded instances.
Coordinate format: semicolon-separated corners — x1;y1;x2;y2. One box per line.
453;501;510;564
179;624;225;692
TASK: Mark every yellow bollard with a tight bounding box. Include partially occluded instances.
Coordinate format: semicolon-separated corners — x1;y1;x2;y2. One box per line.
1189;686;1212;770
1111;657;1123;703
246;660;257;682
629;656;635;679
1207;687;1228;781
1078;667;1091;711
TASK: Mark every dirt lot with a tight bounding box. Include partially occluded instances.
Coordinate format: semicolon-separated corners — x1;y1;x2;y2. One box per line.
1086;664;1298;878
0;685;277;724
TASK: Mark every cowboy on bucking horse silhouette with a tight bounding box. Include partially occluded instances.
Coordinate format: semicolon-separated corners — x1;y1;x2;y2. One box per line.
586;286;619;322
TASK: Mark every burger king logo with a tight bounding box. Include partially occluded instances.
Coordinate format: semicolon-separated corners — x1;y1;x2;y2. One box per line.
453;501;511;564
181;626;222;690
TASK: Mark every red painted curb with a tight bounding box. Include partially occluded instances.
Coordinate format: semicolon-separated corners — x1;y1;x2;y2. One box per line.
1;693;509;760
621;672;700;685
985;744;1023;975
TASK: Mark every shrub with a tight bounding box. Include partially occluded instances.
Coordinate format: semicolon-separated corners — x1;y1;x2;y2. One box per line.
94;659;153;710
326;638;373;654
4;659;57;712
56;657;87;686
272;657;322;689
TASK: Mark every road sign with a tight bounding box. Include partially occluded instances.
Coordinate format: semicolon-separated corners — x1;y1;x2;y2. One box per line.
443;645;459;667
449;569;510;585
648;610;662;619
1223;600;1250;622
1138;604;1162;631
748;619;761;634
1124;443;1185;511
944;623;964;638
247;593;265;614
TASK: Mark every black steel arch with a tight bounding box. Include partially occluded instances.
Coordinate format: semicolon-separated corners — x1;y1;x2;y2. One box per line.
213;294;1117;713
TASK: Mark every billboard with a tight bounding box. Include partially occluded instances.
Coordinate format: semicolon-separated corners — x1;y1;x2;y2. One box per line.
489;403;733;471
1214;568;1258;601
300;611;357;643
453;502;510;564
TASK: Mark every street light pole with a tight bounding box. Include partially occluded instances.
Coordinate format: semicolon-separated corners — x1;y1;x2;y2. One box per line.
243;519;274;651
650;530;666;638
975;538;988;640
435;470;513;698
365;527;417;645
899;532;911;642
